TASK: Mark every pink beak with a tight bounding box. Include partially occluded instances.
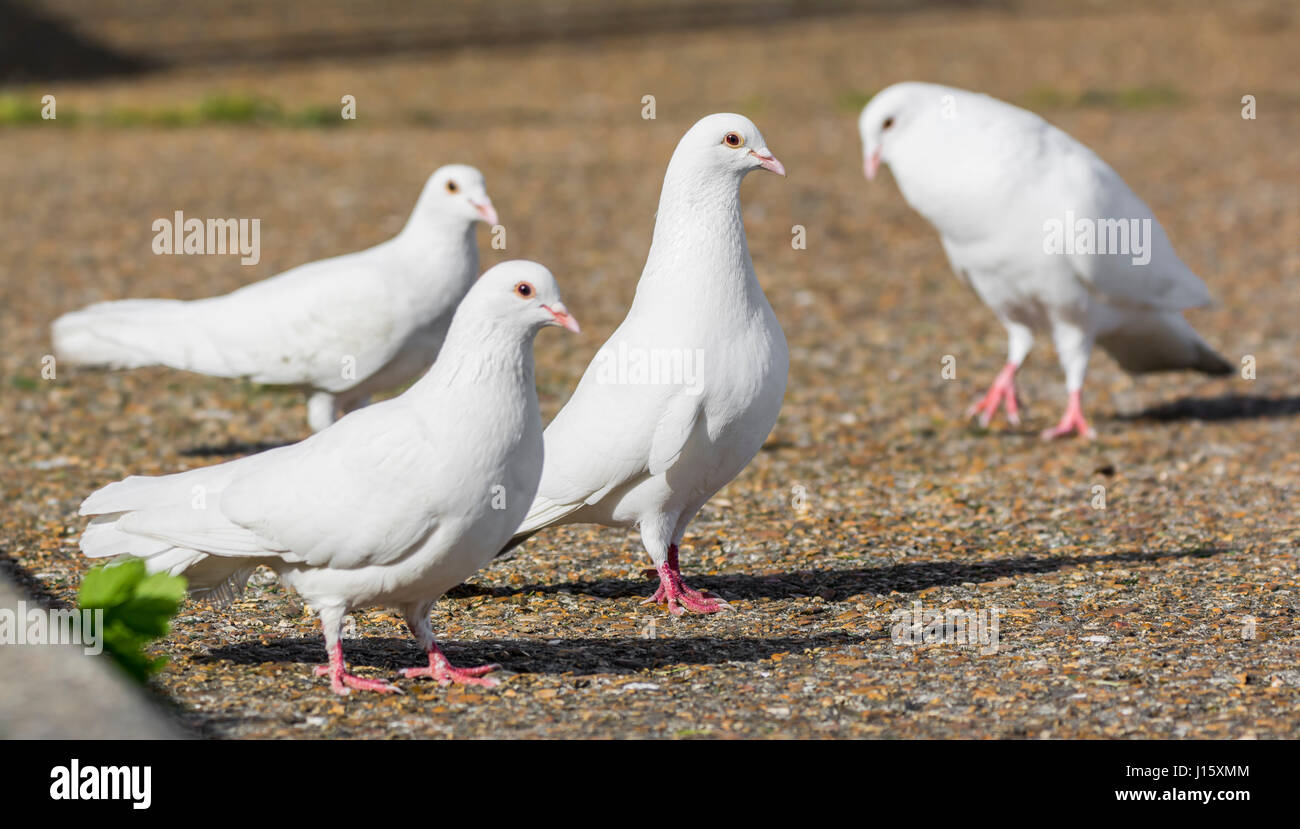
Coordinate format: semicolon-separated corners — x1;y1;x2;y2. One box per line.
864;149;881;181
471;199;499;225
749;148;786;177
544;302;580;333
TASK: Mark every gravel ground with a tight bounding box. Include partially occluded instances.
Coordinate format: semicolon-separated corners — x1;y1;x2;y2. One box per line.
1;2;1297;738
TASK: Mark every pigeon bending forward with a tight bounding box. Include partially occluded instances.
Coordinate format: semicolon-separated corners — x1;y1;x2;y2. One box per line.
52;165;499;432
859;82;1231;439
502;113;789;614
76;261;579;695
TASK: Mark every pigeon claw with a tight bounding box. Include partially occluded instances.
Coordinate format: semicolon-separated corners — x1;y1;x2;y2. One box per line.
400;646;501;687
643;562;732;615
1040;420;1095;441
400;664;501;688
313;664;404;696
965;362;1020;428
1040;390;1096;441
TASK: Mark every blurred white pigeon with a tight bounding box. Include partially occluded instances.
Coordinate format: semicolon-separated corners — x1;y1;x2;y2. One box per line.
53;164;499;432
77;261;579;695
502;113;789;614
859;82;1231;439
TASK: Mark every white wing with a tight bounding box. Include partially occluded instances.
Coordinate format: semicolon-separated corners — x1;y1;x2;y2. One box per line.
516;343;703;535
220;402;450;569
1051;132;1213;311
54;241;413;390
165;243;413;389
81;401;445;571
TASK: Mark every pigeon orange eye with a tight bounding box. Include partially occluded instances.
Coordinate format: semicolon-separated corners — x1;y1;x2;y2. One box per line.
882;117;895;130
514;282;534;298
446;181;459;193
722;131;744;148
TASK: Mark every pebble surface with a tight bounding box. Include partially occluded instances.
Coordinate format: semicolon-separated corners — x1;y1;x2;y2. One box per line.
1;2;1296;738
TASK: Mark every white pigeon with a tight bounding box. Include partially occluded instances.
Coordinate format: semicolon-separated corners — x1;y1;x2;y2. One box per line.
52;164;499;433
76;260;579;695
502;113;789;615
859;82;1231;439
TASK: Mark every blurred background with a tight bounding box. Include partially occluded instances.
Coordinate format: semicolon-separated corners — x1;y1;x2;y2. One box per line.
1;0;1297;738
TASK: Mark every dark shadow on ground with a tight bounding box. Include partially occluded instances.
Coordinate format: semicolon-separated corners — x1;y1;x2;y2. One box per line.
30;0;992;73
200;630;873;676
180;440;293;458
1117;394;1300;423
189;546;1225;676
0;0;152;84
464;546;1227;602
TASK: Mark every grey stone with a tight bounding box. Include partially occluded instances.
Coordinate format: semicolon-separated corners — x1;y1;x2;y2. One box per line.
0;575;186;739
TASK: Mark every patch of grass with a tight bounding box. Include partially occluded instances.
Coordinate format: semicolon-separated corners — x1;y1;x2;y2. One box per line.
1086;84;1184;108
286;104;340;127
0;95;53;125
78;560;187;682
1023;84;1185;110
835;89;875;113
196;92;282;124
100;106;194;128
1021;85;1072;110
0;92;346;129
9;375;39;391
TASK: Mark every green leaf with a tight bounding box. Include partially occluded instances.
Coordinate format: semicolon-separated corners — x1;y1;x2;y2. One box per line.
101;622;166;683
78;559;146;609
134;570;188;605
78;561;186;682
112;596;183;638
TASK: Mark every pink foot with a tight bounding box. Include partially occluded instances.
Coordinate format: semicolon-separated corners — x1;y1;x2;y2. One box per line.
314;643;402;696
966;362;1021;427
640;542;683;581
400;643;500;687
641;546;731;615
1040;390;1096;440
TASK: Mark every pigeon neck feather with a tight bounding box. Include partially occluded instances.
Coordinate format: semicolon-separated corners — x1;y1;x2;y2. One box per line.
639;163;754;301
391;216;480;294
410;313;538;399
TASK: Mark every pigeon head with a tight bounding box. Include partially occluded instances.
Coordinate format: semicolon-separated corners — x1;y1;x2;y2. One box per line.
464;260;579;336
418;164;499;226
858;82;941;181
670;113;786;180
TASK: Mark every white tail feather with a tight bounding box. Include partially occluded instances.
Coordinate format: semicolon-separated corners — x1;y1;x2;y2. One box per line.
79;460;275;604
51;298;246;378
1098;311;1232;376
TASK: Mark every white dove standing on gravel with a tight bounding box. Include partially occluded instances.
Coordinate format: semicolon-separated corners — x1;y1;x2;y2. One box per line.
76;261;579;695
502;113;788;614
52;164;499;432
859;82;1230;439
